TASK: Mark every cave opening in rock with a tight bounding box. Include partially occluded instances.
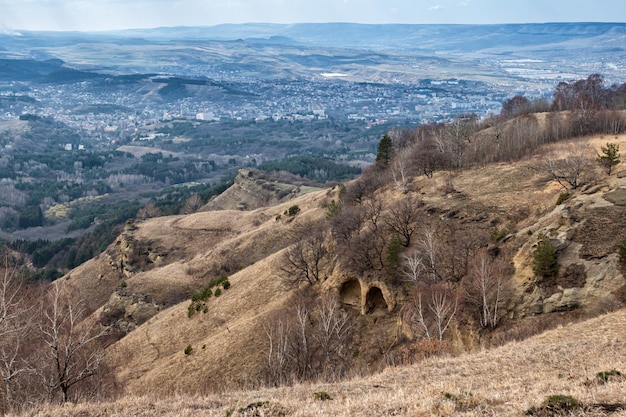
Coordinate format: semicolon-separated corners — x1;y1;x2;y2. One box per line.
340;279;361;309
365;286;388;315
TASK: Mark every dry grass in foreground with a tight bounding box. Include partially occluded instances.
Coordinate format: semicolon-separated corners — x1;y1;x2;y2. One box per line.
14;308;626;416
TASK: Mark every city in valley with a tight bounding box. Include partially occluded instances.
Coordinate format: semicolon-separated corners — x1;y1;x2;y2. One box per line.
0;22;624;256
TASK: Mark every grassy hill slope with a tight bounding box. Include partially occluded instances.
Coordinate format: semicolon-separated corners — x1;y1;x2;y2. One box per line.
16;307;626;416
29;131;626;415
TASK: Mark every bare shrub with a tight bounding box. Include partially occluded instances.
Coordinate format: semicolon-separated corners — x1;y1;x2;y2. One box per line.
545;141;595;190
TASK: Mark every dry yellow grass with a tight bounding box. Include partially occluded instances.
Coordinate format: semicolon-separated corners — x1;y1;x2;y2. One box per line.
14;308;626;416
39;132;626;416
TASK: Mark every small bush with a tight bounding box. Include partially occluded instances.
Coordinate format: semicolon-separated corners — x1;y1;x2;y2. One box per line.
209;275;229;288
188;275;231;318
443;392;458;401
201;287;213;299
490;228;507;243
325;199;341;219
597;369;623;383
184;344;193;355
545;394;579;408
313;391;332;401
238;401;269;413
556;192;570;205
619;240;626;265
526;395;581;416
285;205;300;216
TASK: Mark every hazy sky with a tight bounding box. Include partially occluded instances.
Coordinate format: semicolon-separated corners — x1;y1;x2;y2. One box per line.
1;0;625;32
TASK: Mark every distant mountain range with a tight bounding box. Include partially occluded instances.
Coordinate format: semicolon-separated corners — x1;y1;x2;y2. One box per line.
1;22;624;85
110;22;626;53
1;22;625;54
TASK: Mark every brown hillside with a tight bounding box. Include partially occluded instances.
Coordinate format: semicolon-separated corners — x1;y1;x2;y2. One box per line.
49;132;626;402
14;308;626;416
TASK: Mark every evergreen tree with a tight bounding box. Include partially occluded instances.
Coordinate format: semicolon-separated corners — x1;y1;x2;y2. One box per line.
597;142;620;175
375;134;393;169
532;234;559;278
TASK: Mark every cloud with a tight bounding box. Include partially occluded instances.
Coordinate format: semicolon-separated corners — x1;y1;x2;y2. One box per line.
458;0;471;6
389;7;399;14
429;5;444;11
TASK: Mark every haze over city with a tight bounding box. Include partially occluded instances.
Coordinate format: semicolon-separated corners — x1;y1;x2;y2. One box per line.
1;0;626;32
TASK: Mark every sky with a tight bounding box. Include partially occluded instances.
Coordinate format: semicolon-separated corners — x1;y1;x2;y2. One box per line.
0;0;625;32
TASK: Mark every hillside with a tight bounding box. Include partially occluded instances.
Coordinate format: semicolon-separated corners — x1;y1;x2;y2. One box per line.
14;305;626;416
3;114;625;415
42;131;625;401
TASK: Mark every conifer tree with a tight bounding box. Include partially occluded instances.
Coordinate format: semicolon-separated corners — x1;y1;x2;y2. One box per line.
596;142;620;175
375;134;393;169
532;234;559;278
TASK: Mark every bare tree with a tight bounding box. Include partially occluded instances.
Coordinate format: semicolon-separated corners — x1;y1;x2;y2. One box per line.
291;299;312;381
385;195;422;247
408;283;457;341
333;196;390;273
413;135;449;178
362;196;384;231
263;312;292;386
347;227;388;272
136;202;163;219
445;114;477;168
401;249;425;282
281;225;328;286
180;194;204;214
38;284;110;403
329;204;365;244
546;142;593;190
0;257;32;413
464;251;506;328
313;294;352;381
429;284;458;341
408;287;431;339
439;224;487;282
342;167;384;205
391;147;413;193
417;224;440;282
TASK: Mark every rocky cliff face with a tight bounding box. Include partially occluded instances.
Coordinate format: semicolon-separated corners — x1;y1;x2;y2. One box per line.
201;168;318;211
511;172;626;318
